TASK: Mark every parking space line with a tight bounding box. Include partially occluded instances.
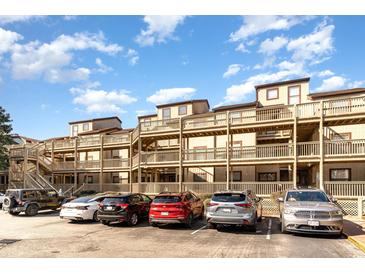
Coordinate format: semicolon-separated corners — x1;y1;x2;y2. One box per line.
191;224;207;235
266;218;272;240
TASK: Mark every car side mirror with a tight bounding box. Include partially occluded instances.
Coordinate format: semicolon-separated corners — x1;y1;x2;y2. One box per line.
255;197;262;202
331;197;337;203
277;197;284;203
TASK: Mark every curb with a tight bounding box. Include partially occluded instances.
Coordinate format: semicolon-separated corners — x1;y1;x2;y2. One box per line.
343;232;365;253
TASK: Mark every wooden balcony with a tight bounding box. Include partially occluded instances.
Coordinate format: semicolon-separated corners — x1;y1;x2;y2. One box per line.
103;158;129;169
141;150;179;165
53;159;130;171
103;134;130;145
140;118;180;134
325;181;365;197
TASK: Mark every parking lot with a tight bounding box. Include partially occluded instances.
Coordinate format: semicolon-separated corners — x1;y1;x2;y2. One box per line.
0;210;364;258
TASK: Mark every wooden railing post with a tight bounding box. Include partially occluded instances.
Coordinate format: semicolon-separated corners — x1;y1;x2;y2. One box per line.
319;100;325;190
99;135;104;193
293;104;298;188
226;111;230;190
74;138;78;190
129;131;133;193
137;123;142;192
178;117;183;192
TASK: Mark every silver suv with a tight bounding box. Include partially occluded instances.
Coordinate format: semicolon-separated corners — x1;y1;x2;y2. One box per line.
206;190;262;231
278;188;343;236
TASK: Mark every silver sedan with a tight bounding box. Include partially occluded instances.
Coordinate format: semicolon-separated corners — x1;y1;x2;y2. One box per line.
206;190;262;231
278;188;343;236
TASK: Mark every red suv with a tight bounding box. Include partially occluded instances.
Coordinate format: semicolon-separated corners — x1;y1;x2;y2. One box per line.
149;191;204;228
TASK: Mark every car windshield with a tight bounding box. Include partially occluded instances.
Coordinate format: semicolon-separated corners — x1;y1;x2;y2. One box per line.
153;196;181;203
70;196;93;203
102;197;128;204
286;191;329;202
5;190;19;198
212;193;246;203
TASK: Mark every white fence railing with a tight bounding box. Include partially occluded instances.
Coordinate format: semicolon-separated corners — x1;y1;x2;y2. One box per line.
141;151;179;164
325;181;365;197
325;139;365;156
140;182;180;193
103;158;129;168
140;118;180;133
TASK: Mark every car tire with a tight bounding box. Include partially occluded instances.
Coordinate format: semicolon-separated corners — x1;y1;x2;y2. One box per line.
207;222;217;229
92;211;99;222
25;204;39;216
247;225;257;232
9;211;20;216
128;213;139;226
185;213;193;228
150;222;158;227
101;220;110;226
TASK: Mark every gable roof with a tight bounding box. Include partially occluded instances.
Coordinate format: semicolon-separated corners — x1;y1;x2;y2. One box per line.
212;101;257;112
255;77;310;90
156;99;210;109
69;116;122;125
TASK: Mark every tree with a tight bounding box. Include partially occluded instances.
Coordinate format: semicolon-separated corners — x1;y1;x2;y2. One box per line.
0;106;13;170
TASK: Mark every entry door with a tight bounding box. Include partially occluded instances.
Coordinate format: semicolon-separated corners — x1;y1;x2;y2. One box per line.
280;170;289;181
297;170;309;187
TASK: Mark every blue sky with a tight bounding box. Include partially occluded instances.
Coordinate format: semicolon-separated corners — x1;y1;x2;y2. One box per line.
0;15;365;140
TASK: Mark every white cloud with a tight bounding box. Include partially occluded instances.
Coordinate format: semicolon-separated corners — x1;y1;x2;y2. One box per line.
287;22;334;64
229;16;314;43
95;58;112;73
318;69;335;77
315;76;347;91
259;36;288;55
0;16;44;25
125;49;139;65
223;64;244;78
9;31;122;83
235;43;249;53
348;80;365;89
0;27;23;54
135;16;186;46
71;87;137;113
147;87;196;105
63;16;77;21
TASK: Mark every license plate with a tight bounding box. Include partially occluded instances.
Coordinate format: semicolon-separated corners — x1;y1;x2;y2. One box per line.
222;208;231;213
161;212;169;216
308;220;320;226
106;206;113;211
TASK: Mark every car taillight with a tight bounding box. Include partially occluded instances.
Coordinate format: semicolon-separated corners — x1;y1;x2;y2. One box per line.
98;203;103;209
234;203;252;208
117;203;129;210
76;206;89;210
208;202;219;207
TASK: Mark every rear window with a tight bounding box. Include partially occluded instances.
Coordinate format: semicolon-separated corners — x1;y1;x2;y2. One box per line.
70;196;93;203
212;193;246;203
102;197;129;204
153;196;182;203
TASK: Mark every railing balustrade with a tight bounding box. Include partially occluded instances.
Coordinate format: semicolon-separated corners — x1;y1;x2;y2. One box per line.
77;135;101;147
230;181;293;195
325;139;365;155
296;102;321;118
141;151;179;164
323;96;365;116
297;141;320;156
325;181;365;196
103;158;129;168
183;113;227;130
77;160;100;169
184;148;227;161
53;161;75;170
132;154;139;167
231;144;293;159
140;182;180;193
140;118;180;133
103;134;130;144
53;139;75;149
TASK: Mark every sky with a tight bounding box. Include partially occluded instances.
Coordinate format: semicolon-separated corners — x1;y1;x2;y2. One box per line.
0;15;365;140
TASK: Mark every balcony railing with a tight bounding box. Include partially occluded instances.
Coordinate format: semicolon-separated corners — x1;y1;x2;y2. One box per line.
132;127;139;142
140;182;180;193
53;161;75;170
231;181;293;195
231;144;293;159
103;158;129;168
103;134;130;145
296;101;321;118
77;160;100;169
184;148;226;161
132;154;139;168
325;181;365;196
140;118;180;133
53;139;75;149
297;141;320;156
141;151;179;164
323;96;365;116
325;139;365;156
183;113;227;130
77;135;101;147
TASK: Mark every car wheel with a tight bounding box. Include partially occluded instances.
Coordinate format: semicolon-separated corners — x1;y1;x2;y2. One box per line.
25;204;39;216
207;222;217;229
128;213;139;226
101;220;110;226
247;225;256;232
92;211;99;222
9;211;20;216
185;213;193;228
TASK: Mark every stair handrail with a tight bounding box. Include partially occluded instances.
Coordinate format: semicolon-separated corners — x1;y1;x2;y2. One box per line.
25;173;44;189
33;173;59;193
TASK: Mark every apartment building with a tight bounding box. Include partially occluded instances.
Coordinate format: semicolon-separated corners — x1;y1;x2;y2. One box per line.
6;78;365;202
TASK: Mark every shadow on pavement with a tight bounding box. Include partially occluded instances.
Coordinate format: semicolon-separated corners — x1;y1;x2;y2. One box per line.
343;219;365;237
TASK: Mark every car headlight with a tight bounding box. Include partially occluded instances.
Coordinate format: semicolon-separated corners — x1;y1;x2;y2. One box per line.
331;210;343;217
284;208;296;215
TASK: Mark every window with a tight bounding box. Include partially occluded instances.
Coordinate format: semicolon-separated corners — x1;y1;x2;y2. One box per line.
288;85;301;105
83;123;89;131
232;171;242;182
144;118;151;127
258;172;277;181
162;108;171;119
193;172;207;182
178;105;187;115
87;155;93;161
330;169;351;181
72;125;78;136
266;88;279;100
112;176;120;184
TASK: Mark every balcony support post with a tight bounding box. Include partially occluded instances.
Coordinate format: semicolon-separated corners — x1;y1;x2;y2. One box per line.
99;135;104;192
226;111;230;190
129;132;133;192
137;124;142;192
293;105;298;188
23;145;28;188
179;117;183;192
319;100;324;190
74;138;78;189
51;140;54;185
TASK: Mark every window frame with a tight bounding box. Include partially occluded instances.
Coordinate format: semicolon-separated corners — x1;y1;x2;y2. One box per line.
232;171;242;182
162;108;171;120
178;105;187;115
82;123;89;131
266;88;279;100
258;172;277;182
330;168;351;181
288;85;301;105
72;125;78;136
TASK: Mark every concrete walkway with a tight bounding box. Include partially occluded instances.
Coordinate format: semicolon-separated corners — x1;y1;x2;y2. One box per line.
343;216;365;253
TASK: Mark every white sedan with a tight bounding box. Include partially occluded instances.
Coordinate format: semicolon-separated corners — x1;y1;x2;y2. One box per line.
60;195;105;222
0;192;4;207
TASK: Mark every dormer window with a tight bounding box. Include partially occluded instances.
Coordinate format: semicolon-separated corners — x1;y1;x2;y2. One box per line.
266;88;278;100
288;85;301;104
178;105;187;115
162;108;171;120
83;123;89;131
72;125;78;136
